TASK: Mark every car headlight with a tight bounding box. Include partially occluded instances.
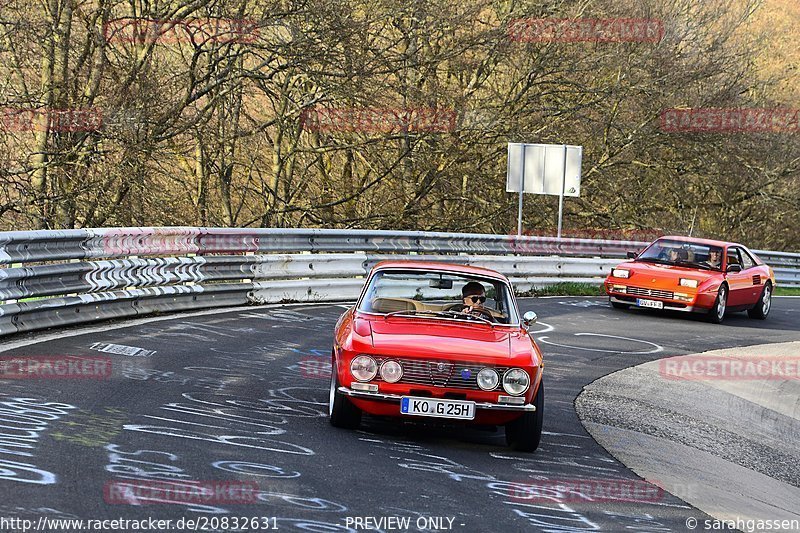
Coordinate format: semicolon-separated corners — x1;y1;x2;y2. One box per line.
350;355;378;382
477;368;500;391
612;268;630;279
679;278;698;288
380;360;403;383
502;368;530;396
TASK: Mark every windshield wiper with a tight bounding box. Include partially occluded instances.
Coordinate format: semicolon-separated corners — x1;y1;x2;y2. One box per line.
384;309;495;328
637;258;718;271
635;258;670;265
383;309;449;320
383;309;424;319
674;260;713;271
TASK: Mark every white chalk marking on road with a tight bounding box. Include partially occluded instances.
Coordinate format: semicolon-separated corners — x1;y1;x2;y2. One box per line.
558;300;608;308
541;442;582;449
537;333;663;354
542;431;593;439
526;321;555;334
142;415;228;430
576;333;663;353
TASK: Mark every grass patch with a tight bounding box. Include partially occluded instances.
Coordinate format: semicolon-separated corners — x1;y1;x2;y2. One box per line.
517;282;606;297
775;286;800;296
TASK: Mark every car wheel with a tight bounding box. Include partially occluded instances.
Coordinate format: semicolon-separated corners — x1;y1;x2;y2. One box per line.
329;360;362;429
610;299;629;310
505;381;544;452
707;285;728;324
747;282;772;320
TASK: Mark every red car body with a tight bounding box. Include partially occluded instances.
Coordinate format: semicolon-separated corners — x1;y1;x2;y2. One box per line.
329;261;545;451
604;236;775;323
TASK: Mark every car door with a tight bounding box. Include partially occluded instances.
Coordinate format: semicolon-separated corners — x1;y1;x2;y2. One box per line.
724;247;751;307
736;247;764;305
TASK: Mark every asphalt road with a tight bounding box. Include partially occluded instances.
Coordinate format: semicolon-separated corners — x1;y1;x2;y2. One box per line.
1;297;799;532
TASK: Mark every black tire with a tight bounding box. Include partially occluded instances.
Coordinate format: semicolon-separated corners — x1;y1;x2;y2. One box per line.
329;360;361;429
747;282;772;320
707;284;728;324
505;381;544;452
610;300;629;310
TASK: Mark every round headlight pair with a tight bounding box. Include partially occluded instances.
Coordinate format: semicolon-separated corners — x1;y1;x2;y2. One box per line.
476;367;530;395
350;356;403;383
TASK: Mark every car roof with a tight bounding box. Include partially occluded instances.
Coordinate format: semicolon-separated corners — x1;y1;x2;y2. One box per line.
371;260;509;281
656;235;741;248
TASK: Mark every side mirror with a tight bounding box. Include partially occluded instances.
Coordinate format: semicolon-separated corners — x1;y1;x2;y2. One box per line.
726;264;742;273
627;251;637;259
523;311;538;327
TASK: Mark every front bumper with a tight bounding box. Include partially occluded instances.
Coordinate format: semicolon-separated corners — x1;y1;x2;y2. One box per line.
338;386;537;412
608;295;700;313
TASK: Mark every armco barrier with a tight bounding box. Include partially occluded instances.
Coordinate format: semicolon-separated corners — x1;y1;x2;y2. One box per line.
0;227;797;337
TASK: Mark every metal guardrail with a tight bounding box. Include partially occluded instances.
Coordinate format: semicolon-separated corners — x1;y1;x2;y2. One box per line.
0;227;797;337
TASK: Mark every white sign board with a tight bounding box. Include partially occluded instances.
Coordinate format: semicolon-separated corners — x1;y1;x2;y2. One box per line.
506;143;582;197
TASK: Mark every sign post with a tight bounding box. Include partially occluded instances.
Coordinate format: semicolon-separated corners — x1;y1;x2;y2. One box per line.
517;146;525;236
506;143;582;238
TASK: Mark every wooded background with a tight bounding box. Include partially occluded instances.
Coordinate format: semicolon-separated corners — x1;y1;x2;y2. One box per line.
1;0;798;249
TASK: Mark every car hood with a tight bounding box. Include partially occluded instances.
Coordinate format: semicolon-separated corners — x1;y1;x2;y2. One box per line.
621;261;719;284
367;318;513;360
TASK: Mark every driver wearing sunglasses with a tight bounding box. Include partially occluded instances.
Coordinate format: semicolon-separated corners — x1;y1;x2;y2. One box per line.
459;281;494;321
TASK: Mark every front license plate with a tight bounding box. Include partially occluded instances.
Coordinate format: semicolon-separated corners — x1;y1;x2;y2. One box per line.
400;397;475;420
636;298;664;309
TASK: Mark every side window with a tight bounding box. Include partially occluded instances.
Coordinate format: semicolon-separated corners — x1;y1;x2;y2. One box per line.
738;248;755;270
490;283;503;314
725;248;741;267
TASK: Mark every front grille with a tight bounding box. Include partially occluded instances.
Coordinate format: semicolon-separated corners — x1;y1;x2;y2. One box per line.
625;286;674;300
373;356;509;390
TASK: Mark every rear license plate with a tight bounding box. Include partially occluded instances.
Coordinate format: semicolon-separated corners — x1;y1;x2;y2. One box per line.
636;298;664;309
400;397;475;420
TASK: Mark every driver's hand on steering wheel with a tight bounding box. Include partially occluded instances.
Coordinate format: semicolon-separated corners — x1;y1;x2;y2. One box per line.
466;306;495;322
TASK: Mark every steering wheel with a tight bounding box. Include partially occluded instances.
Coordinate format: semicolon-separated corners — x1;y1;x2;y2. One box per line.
448;304;496;322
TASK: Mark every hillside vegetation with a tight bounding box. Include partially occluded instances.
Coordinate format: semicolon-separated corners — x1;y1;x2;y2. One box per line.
0;0;798;250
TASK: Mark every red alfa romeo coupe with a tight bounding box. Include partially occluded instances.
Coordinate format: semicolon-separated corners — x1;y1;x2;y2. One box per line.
329;261;545;452
605;236;775;323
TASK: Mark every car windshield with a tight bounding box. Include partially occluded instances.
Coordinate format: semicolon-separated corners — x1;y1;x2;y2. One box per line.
636;239;723;271
358;269;519;325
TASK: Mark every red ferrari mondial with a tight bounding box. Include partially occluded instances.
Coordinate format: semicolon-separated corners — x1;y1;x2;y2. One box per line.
605;236;775;323
329;261;544;451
